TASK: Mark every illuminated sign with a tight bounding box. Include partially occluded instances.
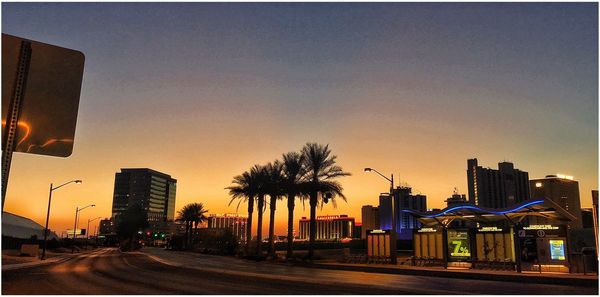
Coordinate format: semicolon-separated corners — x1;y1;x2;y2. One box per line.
417;228;437;233
477;227;503;232
369;229;387;234
556;174;574;180
523;225;559;230
448;230;471;259
549;240;566;261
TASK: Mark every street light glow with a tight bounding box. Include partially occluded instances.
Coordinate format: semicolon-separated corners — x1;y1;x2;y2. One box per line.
364;168;372;172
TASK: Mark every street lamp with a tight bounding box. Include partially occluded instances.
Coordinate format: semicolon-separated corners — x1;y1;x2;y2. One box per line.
364;167;397;265
87;217;102;241
72;204;95;253
86;217;101;249
41;179;82;260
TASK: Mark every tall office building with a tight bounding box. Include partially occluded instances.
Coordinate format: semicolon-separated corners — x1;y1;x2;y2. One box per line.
530;175;582;229
361;205;379;239
467;158;530;208
111;168;177;222
298;215;355;240
207;213;248;242
379;187;427;240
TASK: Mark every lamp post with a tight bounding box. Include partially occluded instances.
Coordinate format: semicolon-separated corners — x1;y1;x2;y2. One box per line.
72;204;95;253
86;217;101;249
41;179;82;260
364;167;397;264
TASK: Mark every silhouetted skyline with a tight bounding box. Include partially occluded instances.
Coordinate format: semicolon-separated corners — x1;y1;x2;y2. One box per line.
2;3;597;235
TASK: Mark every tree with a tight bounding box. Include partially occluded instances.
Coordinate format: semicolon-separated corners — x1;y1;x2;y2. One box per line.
253;165;268;256
178;202;209;248
301;143;350;259
116;203;149;251
264;160;283;259
281;151;307;260
226;166;260;255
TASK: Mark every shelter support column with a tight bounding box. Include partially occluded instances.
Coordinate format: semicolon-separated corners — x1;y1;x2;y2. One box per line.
512;222;522;273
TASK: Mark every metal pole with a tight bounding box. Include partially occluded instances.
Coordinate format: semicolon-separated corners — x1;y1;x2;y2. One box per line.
86;219;90;249
72;207;78;253
41;183;53;260
513;223;522;273
390;174;397;265
1;41;32;211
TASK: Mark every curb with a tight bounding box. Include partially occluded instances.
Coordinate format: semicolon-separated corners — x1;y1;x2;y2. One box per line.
2;255;71;272
137;251;449;294
297;262;598;287
2;249;104;272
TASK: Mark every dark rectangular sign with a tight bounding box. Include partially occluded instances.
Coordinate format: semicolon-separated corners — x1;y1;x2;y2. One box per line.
2;34;85;157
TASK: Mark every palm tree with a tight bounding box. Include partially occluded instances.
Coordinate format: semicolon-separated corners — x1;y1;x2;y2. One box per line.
189;202;209;244
281;151;307;260
253;165;268;256
177;204;203;247
226;170;256;255
302;142;350;259
264;160;283;259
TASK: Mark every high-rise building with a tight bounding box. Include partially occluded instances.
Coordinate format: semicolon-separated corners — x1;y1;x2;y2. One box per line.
361;205;379;239
379;193;393;230
207;213;248;242
379;187;427;240
467;158;530;208
445;189;468;208
530;175;582;229
111;168;177;222
298;215;355;240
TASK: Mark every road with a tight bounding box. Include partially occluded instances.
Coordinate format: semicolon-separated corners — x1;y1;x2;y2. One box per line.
2;248;597;294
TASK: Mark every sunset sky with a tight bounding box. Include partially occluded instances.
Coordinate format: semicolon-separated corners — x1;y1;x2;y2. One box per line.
2;3;597;236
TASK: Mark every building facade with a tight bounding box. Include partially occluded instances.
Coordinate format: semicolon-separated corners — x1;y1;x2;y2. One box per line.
111;168;177;222
467;158;530;208
530;175;582;229
298;215;355;240
98;218;115;235
207;213;248;242
445;190;468;208
361;205;380;239
379;187;427;240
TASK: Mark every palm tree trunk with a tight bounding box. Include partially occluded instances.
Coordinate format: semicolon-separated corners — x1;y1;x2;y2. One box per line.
308;191;318;259
187;221;192;249
193;221;198;247
286;193;295;260
256;195;264;256
268;195;277;259
184;221;189;249
246;197;254;255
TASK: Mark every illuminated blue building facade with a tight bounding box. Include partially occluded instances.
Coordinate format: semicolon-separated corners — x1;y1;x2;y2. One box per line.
379;187;427;240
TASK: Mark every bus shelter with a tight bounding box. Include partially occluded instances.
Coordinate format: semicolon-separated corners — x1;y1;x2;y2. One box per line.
404;198;576;273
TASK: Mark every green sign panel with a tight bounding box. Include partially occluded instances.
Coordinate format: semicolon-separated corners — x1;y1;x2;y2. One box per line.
448;230;471;259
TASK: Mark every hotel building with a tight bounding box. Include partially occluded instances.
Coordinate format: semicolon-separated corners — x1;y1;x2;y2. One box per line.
207;213;248;242
298;215;355;240
467;158;530;208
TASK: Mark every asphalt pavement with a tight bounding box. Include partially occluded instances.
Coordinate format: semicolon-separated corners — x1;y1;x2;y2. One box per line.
2;247;597;294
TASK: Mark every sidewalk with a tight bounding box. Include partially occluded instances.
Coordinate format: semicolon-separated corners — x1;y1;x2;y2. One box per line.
301;261;599;287
2;248;98;271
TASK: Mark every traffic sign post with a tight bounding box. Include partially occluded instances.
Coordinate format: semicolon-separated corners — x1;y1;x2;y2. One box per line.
1;34;85;210
1;40;32;210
